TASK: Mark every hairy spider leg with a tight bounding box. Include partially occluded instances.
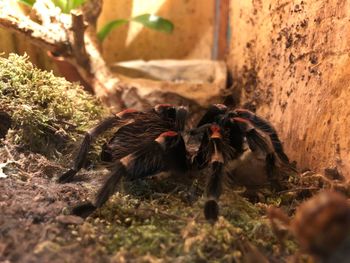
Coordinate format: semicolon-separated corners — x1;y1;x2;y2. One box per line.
196;104;228;128
155;104;188;131
234;109;290;165
175;106;188;131
100;105;187;164
192;104;232;170
203;125;227;222
58;109;139;183
71;161;128;218
232;117;276;179
72;131;187;218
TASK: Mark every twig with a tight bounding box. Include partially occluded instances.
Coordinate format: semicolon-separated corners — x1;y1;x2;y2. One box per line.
70;10;90;71
4;144;15;160
277;187;319;194
81;0;103;28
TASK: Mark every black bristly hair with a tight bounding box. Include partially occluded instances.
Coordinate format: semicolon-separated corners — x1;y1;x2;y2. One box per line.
192;122;236;170
61;103;289;224
72;161;128;218
175;106;188;131
204;161;224;222
71;130;188;218
193;106;291;222
201;125;231;221
234;109;290;164
58;110;140;183
102;105;187;162
232;117;271;155
153;104;176;119
196;104;227;128
153;104;188;131
58;105;187;183
222;118;244;154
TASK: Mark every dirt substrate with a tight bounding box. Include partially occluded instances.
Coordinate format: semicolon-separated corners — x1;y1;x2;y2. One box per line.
0;139;293;263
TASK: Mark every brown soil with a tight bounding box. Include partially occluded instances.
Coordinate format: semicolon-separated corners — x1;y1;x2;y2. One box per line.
0;142;107;263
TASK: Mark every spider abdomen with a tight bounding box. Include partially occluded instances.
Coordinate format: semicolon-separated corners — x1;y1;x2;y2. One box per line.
226;150;270;187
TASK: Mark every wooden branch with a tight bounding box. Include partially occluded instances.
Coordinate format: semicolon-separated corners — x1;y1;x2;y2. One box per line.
81;0;103;28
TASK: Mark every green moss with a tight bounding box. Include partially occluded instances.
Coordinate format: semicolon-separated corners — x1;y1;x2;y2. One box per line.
0;53;107;158
61;180;299;262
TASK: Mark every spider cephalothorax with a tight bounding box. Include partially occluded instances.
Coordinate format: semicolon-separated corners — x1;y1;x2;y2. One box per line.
59;103;290;222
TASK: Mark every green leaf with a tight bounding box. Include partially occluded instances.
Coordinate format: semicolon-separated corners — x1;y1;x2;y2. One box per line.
51;0;85;13
66;0;86;12
97;19;129;41
17;0;36;7
131;14;174;33
51;0;67;12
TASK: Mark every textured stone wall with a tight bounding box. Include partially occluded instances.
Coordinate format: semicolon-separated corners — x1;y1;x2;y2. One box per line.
228;0;350;179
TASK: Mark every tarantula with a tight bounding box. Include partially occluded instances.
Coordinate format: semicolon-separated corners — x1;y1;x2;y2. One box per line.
58;104;290;221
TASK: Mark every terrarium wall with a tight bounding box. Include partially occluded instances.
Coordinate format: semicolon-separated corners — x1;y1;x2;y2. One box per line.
228;0;350;179
99;0;215;63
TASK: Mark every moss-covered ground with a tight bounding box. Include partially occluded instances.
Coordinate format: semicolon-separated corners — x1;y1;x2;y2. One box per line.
0;53;106;158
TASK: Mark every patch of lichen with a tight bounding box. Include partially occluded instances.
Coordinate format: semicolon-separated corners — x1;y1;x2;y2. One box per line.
0;53;107;158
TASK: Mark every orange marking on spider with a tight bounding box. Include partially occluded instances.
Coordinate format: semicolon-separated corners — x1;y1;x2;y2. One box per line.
213;104;227;111
232;117;251;124
155;131;178;145
154;104;173;110
160;131;178;137
116;109;138;118
210;125;222;139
